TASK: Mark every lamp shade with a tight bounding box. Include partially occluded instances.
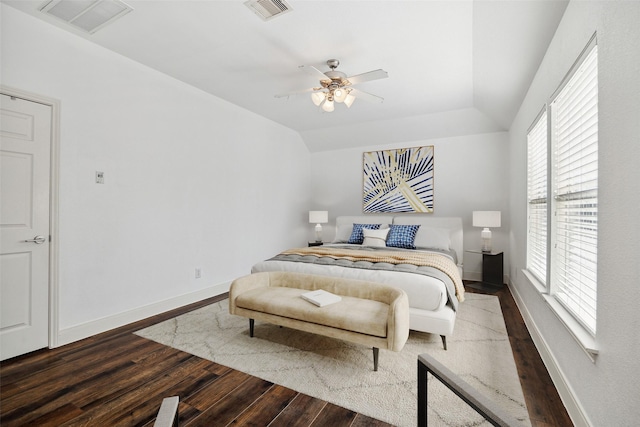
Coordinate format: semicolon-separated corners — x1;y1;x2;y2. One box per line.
472;211;501;228
334;88;347;103
344;93;356;108
311;92;325;106
309;211;328;224
321;99;334;112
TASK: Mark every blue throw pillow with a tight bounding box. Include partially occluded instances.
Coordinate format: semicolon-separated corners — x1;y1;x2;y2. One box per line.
386;224;421;249
347;223;381;244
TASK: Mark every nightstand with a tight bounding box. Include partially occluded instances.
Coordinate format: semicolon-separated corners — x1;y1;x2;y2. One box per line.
308;242;323;247
465;250;504;292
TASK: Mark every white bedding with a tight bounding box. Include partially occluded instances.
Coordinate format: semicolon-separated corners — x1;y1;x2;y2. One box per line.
251;216;464;319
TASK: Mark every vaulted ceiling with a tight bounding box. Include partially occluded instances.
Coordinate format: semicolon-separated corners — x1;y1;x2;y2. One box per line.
4;0;568;151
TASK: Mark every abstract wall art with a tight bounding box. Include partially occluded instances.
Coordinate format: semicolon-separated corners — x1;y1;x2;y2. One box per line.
363;146;434;213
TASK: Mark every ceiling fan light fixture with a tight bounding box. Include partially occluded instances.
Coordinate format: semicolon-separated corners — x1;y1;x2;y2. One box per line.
322;99;335;112
292;59;386;112
344;94;356;108
311;92;325;106
334;88;347;103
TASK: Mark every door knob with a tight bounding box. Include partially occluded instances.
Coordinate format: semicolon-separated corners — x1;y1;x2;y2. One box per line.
23;235;47;244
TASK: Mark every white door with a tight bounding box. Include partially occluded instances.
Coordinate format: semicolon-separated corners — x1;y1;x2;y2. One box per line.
0;94;52;360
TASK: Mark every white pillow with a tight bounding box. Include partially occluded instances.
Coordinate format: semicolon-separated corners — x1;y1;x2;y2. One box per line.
362;227;390;247
413;226;451;250
333;221;390;243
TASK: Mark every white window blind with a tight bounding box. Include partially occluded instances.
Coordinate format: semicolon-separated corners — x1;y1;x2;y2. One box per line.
527;110;548;284
551;44;598;334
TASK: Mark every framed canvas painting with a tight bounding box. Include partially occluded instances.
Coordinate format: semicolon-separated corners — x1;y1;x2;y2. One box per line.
363;146;434;213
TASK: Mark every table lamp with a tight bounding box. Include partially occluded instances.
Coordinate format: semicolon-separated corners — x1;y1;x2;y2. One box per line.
309;211;328;243
473;211;501;252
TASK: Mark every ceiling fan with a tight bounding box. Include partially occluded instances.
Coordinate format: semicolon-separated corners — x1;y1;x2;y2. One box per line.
276;59;388;112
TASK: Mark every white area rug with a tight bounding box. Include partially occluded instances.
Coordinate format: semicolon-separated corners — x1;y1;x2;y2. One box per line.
136;293;530;426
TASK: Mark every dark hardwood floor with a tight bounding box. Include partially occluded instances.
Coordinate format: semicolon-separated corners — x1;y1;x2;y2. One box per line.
0;283;572;426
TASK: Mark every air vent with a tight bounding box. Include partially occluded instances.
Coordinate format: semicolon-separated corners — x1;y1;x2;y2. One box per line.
244;0;292;21
39;0;133;34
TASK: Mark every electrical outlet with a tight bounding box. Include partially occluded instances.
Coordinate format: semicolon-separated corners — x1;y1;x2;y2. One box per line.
96;171;104;184
195;268;201;279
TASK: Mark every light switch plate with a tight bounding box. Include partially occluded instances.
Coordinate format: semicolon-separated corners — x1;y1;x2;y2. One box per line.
96;171;104;184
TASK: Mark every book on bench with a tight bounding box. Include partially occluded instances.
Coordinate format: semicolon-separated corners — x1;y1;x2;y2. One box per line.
301;290;342;307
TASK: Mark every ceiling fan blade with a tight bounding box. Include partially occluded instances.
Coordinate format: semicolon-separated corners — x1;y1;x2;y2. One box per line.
350;88;384;104
299;65;331;83
346;69;388;85
275;87;325;98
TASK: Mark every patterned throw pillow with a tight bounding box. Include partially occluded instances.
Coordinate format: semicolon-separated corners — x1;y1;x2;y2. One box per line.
386;224;421;249
347;223;381;244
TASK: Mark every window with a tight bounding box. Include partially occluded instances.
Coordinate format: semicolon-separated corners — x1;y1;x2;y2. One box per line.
526;37;598;336
551;42;598;334
527;110;548;285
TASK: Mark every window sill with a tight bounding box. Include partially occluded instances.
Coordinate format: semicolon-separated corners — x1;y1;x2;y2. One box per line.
522;269;599;362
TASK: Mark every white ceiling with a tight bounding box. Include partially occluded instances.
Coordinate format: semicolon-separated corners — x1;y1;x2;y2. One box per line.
4;0;568;152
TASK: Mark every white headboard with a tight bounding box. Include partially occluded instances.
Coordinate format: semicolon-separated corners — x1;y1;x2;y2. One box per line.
333;215;463;268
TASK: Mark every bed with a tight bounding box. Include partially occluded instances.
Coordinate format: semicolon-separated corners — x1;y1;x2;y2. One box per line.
251;215;465;349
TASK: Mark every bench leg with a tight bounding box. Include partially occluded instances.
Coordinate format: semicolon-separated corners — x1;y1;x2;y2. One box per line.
249;319;255;337
441;335;447;350
373;347;379;371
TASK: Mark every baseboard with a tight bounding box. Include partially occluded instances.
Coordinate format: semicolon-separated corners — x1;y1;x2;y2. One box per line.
56;281;230;347
463;271;482;282
508;282;592;427
463;271;510;285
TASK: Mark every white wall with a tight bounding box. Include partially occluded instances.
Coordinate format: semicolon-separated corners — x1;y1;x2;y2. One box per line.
310;132;510;280
508;1;640;425
1;5;310;343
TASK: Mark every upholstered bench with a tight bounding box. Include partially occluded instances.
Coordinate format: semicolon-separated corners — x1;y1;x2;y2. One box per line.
228;271;410;371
